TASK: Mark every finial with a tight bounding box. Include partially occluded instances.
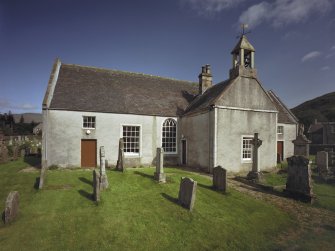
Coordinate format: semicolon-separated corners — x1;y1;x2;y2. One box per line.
237;24;251;39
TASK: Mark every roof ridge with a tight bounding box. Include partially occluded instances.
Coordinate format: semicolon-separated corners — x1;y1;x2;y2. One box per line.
62;63;197;84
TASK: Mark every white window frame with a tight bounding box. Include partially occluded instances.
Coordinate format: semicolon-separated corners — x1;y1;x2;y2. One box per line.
120;124;142;157
82;116;96;129
161;118;177;154
277;125;284;135
241;135;253;163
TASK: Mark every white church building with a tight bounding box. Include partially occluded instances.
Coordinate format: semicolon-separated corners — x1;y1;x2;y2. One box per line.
42;35;298;173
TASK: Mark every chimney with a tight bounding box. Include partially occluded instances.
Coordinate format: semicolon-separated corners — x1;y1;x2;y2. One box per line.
198;64;212;95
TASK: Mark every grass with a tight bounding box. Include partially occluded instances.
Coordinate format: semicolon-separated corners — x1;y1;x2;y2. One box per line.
0;158;297;251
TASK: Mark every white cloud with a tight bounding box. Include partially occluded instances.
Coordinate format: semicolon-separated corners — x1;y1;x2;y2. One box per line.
321;66;330;71
331;45;335;50
239;0;333;28
301;51;322;62
181;0;245;15
0;99;38;112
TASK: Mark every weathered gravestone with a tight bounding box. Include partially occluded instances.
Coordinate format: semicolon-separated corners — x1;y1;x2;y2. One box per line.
38;166;47;189
154;147;166;183
93;170;101;202
247;133;263;181
3;191;19;224
178;177;197;211
0;145;8;164
99;146;108;190
116;138;125;172
213;166;227;192
316;151;328;174
292;125;311;157
285;155;314;203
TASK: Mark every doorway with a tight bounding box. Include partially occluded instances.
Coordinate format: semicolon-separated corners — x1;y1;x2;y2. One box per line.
277;141;284;163
81;139;97;168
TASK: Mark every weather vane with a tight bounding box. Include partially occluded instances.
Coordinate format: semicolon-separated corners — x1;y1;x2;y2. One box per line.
237;23;251;39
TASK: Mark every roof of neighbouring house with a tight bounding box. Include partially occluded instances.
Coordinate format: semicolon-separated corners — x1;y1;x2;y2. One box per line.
48;63;198;117
267;90;299;124
308;123;324;133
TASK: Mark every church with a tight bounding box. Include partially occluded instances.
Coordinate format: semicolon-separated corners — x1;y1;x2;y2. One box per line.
42;35;298;173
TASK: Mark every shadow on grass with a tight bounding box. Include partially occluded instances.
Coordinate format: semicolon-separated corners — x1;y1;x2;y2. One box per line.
312;175;335;185
134;171;153;180
161;193;179;205
34;177;40;190
79;177;93;186
197;183;213;191
78;189;93;201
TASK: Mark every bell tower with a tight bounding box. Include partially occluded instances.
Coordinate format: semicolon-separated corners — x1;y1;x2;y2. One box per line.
229;28;257;79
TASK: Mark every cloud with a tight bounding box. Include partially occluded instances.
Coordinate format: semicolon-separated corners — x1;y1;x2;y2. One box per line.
301;51;322;62
326;51;335;58
0;99;38;112
239;0;333;28
321;66;330;71
331;45;335;50
181;0;245;15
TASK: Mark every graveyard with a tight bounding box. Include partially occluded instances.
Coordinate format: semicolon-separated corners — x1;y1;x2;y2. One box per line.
0;156;335;250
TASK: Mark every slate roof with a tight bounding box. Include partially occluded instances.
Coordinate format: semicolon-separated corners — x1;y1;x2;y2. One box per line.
267;90;298;124
184;79;235;115
308;123;323;133
49;63;198;117
231;35;255;54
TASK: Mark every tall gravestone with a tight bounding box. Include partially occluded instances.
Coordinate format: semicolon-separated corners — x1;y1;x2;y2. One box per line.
99;146;108;190
178;177;197;211
116;138;125;172
38;166;47;189
154;147;166;183
93;170;100;202
285;155;314;203
292;124;311;157
3;191;19;224
316;151;328;174
247;133;263;181
213;166;227;192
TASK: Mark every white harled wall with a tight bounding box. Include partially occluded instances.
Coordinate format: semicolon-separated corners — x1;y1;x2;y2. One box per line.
43;110;177;168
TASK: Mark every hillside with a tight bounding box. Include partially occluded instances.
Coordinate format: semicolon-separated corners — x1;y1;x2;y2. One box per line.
13;113;42;124
291;92;335;129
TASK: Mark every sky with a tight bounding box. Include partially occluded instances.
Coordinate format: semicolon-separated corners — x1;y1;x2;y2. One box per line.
0;0;334;114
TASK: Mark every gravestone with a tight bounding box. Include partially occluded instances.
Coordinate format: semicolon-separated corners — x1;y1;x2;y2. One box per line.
116;138;125;172
99;146;108;190
38;166;47;189
0;145;8;164
3;191;19;224
325;148;335;167
285;155;314;203
154;148;166;183
292;125;311;157
247;133;263;181
213;166;227;192
93;170;100;202
178;177;197;211
316;151;328;174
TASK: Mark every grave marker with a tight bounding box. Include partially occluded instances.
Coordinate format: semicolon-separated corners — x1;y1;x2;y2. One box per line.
154;148;166;183
3;191;19;224
178;177;197;211
213;166;227;192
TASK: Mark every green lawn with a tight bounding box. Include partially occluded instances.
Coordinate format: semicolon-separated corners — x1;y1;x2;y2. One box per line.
0;158;297;251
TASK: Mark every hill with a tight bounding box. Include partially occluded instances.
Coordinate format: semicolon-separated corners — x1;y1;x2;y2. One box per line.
291;92;335;129
13;113;42;124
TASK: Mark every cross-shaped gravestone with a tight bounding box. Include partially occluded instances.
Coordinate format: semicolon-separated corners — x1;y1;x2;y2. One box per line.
247;133;263;181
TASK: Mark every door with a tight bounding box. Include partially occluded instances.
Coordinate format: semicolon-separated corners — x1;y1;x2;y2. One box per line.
81;139;97;168
181;139;187;165
277;141;284;163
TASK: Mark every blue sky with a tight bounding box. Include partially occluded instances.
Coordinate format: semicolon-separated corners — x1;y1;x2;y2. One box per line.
0;0;334;113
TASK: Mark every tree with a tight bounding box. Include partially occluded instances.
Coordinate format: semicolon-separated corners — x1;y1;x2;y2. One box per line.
20;114;25;124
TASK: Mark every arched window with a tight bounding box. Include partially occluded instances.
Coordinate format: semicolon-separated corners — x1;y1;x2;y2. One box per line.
162;119;177;153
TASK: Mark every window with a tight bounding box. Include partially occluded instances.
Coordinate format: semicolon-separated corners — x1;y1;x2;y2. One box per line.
277;126;284;134
123;126;140;154
162;119;177;153
242;137;253;161
83;116;95;129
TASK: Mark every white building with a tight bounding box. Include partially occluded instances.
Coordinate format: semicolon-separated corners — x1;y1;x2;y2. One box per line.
42;35;297;172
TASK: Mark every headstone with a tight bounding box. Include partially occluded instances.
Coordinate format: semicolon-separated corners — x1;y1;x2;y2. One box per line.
325;148;335;167
3;191;19;224
38;166;47;189
213;166;227;192
0;145;8;164
116;138;125;172
99;146;108;190
93;170;100;202
178;177;197;211
292;128;311;157
247;133;263;181
285;155;314;203
154;147;166;183
316;151;328;174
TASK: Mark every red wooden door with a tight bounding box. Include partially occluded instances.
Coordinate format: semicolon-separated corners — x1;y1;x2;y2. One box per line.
81;139;97;168
277;141;284;163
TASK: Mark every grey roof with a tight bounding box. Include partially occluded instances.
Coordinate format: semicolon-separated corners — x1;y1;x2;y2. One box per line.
184;79;235;115
267;90;299;124
49;64;198;117
308;123;323;133
231;35;255;54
